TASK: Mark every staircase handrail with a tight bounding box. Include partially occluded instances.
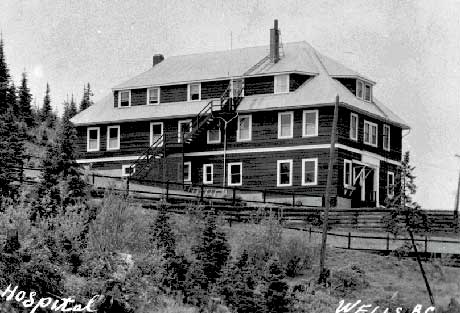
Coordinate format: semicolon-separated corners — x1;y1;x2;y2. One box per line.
129;134;164;175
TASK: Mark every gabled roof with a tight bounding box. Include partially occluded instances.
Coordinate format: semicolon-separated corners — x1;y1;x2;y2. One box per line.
71;41;409;129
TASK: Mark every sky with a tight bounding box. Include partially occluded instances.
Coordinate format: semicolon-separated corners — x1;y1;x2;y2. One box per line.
1;0;460;210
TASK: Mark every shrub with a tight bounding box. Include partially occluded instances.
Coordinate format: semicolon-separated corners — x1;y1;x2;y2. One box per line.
263;255;291;313
330;264;369;297
278;237;315;277
290;289;337;313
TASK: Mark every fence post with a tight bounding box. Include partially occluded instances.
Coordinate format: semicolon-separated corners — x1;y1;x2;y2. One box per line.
309;226;312;241
200;184;204;202
424;235;428;253
232;188;236;206
347;232;351;249
263;189;266;203
386;233;390;251
92;173;95;185
126;176;130;195
292;193;295;206
166;181;169;202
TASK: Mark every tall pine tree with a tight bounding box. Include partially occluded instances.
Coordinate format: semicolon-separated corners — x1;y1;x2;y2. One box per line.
0;35;11;115
18;71;34;126
40;83;55;127
79;83;93;112
68;94;77;118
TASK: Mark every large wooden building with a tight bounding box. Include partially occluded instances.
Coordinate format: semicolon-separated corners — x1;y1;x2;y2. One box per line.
72;21;410;207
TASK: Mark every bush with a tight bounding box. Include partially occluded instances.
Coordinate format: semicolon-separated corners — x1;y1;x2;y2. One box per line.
330;264;369;297
290;289;337;313
278;237;316;277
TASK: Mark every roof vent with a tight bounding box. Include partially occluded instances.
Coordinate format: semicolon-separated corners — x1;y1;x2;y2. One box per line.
152;54;164;67
270;20;280;63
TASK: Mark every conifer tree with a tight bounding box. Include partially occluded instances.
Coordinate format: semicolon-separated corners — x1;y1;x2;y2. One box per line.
263;255;291;313
79;83;93;112
0;36;10;114
68;94;77;118
6;82;18;117
40;83;55;127
18;72;34;126
149;204;176;258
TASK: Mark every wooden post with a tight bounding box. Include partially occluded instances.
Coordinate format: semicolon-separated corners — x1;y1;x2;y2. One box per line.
309;226;312;241
386;233;390;251
319;95;339;284
424;235;428;253
166;181;169;202
263;189;267;203
200;184;204;202
92;173;95;185
292;193;295;206
232;188;236;206
347;232;351;249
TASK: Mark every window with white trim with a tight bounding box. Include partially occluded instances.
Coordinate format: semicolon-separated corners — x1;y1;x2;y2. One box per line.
277;160;293;187
107;125;120;150
207;126;221;144
350;113;358;141
387;171;395;198
178;120;192;143
184;162;191;182
302;158;318;186
150;122;163;146
203;164;213;184
228;162;242;186
87;127;100;152
119;90;130;107
147;87;160;105
302;110;318;137
122;164;135;177
357;81;363;99
237;115;252;142
364;121;378;147
274;74;289;94
364;84;372;101
344;160;352;187
383;124;390;151
356;80;372;102
278;111;293;139
188;83;201;101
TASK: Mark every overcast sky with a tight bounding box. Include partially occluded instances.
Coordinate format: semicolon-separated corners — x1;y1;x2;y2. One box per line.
1;0;460;210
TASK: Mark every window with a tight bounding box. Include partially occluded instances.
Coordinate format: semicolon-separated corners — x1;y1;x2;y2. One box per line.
277;160;293;187
107;126;120;150
278;111;293;139
228;162;242;186
203;164;213;184
344;160;352;187
184;162;191;182
188;83;201;101
364;84;372;101
364;121;378;147
150;122;163;147
350;113;358;141
383;124;390;151
356;81;363;99
178;120;192;143
207;126;221;144
122;164;135;177
302;158;318;186
147;87;160;105
119;90;130;107
237;115;252;142
87;127;100;152
302;110;318;137
274;74;289;94
387;171;395;198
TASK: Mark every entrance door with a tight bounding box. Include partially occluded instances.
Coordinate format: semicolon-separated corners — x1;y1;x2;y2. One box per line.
150;122;163;147
364;168;376;207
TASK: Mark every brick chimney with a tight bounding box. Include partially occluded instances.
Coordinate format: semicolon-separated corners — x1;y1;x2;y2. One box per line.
152;54;164;67
270;19;280;63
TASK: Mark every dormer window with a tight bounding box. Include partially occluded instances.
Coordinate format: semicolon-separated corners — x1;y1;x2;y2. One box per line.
356;80;372;102
188;83;201;101
119;90;131;107
148;87;160;105
274;74;289;94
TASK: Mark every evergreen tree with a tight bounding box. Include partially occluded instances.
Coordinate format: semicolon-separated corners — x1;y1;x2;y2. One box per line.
192;214;230;286
37;140;61;210
0;36;11;114
40;83;55;127
263;255;290;313
68;94;77;118
6;82;18;117
79;83;93;112
149;204;176;258
18;72;34;126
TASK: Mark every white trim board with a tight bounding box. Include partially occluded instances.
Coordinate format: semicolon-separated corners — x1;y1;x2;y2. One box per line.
77;155;140;164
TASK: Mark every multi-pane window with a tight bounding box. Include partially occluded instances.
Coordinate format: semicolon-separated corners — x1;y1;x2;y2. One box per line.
107;126;120;150
228;162;242;186
356;80;372;102
274;74;289;94
184;162;191;182
178;120;192;143
207;126;221;144
303;110;318;137
364;121;378;147
278;111;293;139
188;83;201;101
237;115;252;141
148;87;160;105
302;158;318;186
87;127;100;152
150;122;163;146
119;91;130;107
350;113;358;141
387;171;395;198
203;164;213;184
383;124;390;151
344;160;352;187
364;84;372;101
356;81;363;99
277;160;293;187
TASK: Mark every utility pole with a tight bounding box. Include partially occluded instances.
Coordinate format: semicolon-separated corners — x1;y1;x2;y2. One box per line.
319;95;339;283
454;154;460;226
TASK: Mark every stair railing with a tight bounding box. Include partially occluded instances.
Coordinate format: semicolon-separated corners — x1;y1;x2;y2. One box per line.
129;134;165;177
